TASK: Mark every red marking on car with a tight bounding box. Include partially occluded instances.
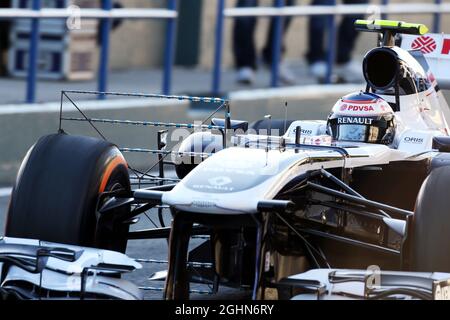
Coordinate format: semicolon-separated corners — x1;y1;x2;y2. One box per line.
428;72;436;83
342;99;376;104
412;36;437;54
340;104;348;111
442;39;450;55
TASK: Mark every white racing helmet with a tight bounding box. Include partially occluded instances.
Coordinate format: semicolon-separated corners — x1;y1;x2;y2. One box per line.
327;92;396;144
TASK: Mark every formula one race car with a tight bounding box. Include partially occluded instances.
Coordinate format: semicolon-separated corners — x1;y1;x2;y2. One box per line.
3;20;450;300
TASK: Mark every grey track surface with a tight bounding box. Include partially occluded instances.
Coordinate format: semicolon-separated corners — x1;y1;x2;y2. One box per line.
0;61;323;104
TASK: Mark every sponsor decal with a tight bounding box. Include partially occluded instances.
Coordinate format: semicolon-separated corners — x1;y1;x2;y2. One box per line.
403;137;424;144
442;38;450;55
339;104;375;112
412;36;437;54
301;135;332;146
208;176;232;187
348;105;375;112
337;117;373;125
192;200;215;208
193;183;235;192
293;127;313;135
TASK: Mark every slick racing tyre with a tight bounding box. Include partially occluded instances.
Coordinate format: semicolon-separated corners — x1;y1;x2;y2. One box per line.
410;166;450;272
5;133;131;252
249;119;295;136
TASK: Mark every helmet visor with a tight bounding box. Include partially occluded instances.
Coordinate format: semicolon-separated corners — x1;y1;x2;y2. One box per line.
336;124;381;143
328;117;389;143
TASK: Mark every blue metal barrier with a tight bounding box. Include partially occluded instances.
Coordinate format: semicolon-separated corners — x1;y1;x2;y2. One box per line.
434;0;442;33
381;0;389;20
3;1;448;103
163;0;177;96
6;1;178;103
98;0;112;100
26;0;40;103
270;0;284;88
212;0;226;95
325;0;337;85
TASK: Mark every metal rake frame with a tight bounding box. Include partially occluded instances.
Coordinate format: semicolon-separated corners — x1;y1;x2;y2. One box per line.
58;90;232;188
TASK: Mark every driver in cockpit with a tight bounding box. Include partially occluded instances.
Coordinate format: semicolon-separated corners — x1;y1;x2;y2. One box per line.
327;91;396;145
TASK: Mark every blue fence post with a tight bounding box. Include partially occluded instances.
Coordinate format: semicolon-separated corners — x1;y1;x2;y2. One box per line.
325;0;336;84
98;0;112;100
212;0;225;96
163;0;177;95
381;0;389;20
26;0;41;103
433;0;442;33
270;0;285;88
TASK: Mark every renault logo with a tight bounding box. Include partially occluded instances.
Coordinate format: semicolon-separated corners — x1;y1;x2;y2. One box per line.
208;176;232;186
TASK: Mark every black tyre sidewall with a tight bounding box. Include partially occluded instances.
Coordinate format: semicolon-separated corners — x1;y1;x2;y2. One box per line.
6;133;130;251
411;166;450;272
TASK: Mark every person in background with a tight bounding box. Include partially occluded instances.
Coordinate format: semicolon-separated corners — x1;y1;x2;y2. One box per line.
306;0;368;83
233;0;296;85
97;2;124;45
0;1;11;75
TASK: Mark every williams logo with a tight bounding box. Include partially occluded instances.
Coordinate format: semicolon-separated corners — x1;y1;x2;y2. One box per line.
337;117;373;125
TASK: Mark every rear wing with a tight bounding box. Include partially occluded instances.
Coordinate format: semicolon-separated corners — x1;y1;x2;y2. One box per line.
355;19;427;46
401;33;450;89
355;19;428;36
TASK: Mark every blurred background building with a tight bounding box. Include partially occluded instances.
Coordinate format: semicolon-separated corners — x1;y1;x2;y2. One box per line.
1;0;449;80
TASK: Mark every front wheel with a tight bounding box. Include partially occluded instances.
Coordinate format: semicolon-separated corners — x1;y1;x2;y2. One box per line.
409;166;450;272
5;133;131;252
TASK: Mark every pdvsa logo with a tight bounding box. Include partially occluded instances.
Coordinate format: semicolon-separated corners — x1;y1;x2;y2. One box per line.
340;105;375;112
412;36;437;54
347;105;375;112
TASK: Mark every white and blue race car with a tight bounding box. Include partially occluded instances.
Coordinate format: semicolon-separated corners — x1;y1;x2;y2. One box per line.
2;20;450;300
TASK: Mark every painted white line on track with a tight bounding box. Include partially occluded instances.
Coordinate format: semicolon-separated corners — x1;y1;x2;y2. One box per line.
229;83;364;101
0;188;12;198
0;98;188;115
0;84;364;115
